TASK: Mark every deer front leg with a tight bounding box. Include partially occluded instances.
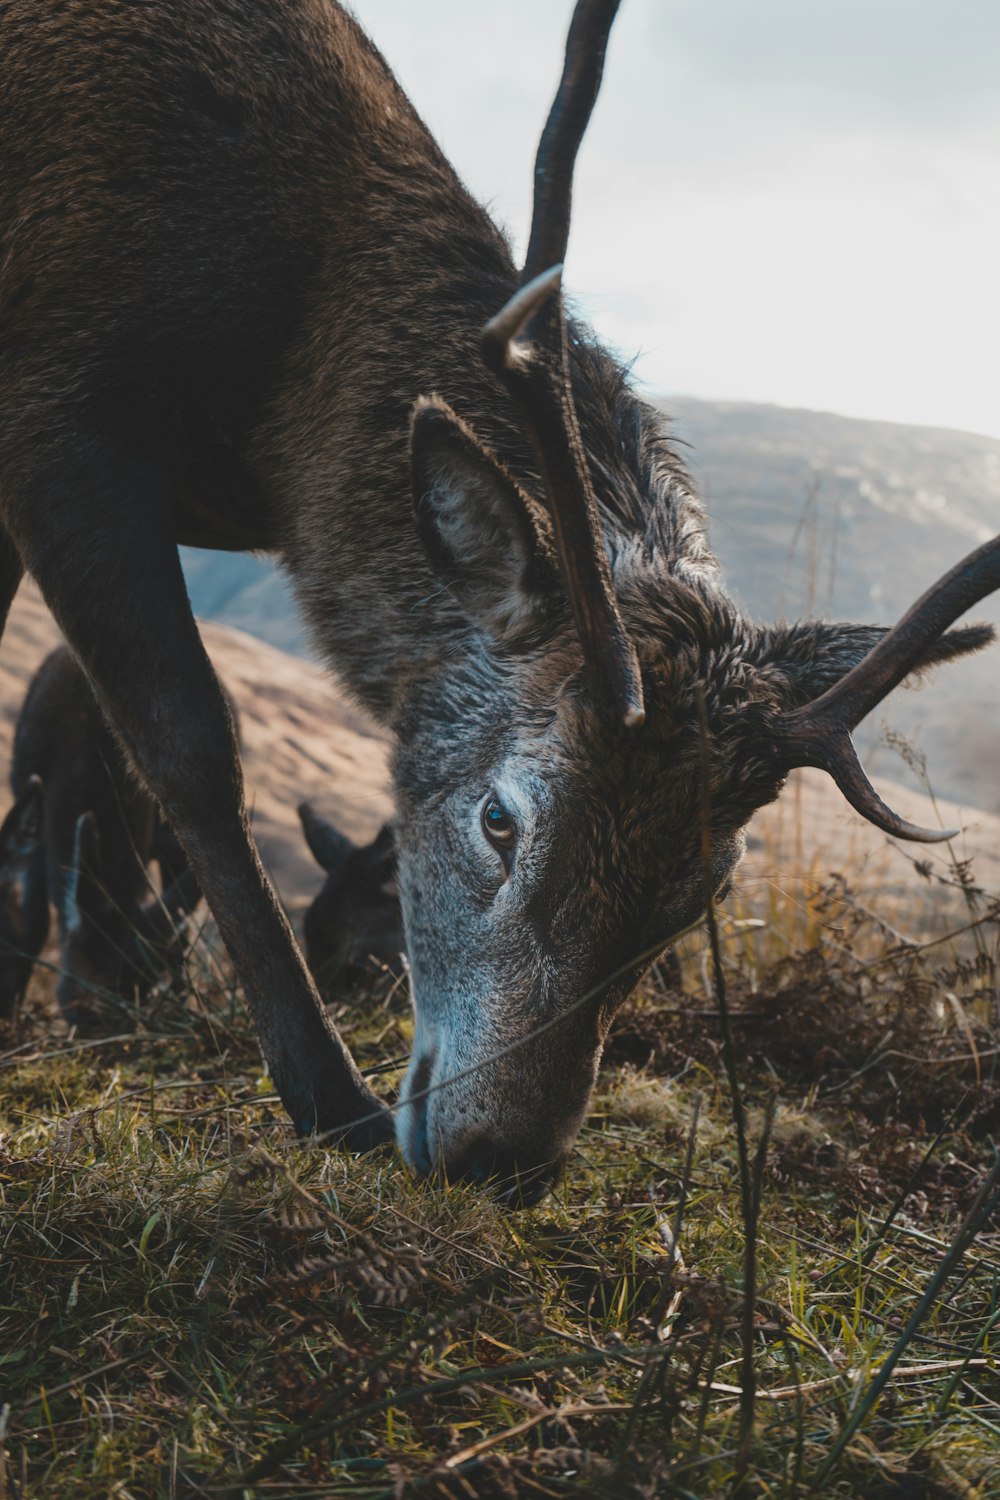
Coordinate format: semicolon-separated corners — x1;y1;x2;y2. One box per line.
0;521;24;636
2;440;393;1148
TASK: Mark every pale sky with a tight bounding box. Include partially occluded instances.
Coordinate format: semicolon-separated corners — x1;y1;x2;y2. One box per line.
349;0;1000;440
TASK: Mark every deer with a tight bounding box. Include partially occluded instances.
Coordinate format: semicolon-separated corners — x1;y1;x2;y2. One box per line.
0;775;47;1021
295;808;692;1005
1;0;997;1201
0;646;204;1023
298;807;403;998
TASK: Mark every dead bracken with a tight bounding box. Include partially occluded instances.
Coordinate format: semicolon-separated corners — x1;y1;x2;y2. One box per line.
1;853;999;1498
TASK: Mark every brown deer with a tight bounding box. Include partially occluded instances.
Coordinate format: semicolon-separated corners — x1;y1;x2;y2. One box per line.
0;647;204;1022
298;807;403;998
1;0;996;1198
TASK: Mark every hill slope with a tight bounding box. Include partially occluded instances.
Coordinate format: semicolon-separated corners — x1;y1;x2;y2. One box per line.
0;584;391;920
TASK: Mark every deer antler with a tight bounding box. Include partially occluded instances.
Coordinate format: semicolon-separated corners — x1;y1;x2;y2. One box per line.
481;0;645;729
768;533;1000;841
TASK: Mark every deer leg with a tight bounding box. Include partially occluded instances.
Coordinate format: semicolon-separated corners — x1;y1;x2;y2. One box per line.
152;819;200;919
0;522;24;636
4;440;393;1147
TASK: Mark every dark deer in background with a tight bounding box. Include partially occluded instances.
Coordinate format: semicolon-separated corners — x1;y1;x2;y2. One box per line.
2;0;997;1197
0;647;205;1022
0;775;46;1020
298;807;403;999
294;808;688;1005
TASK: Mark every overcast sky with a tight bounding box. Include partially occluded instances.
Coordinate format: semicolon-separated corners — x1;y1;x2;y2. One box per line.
349;0;1000;440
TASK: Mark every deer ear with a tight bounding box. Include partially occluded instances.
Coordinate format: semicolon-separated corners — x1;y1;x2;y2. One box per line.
369;823;396;867
410;398;558;645
298;803;354;877
0;776;44;869
356;823;398;891
157;864;201;926
749;619;993;709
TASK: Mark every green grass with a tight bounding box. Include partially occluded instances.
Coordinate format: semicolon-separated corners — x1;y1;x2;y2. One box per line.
2;863;1000;1499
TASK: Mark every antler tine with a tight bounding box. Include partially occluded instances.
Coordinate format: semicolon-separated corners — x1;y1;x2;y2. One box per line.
770;533;1000;842
523;0;622;288
482;0;644;729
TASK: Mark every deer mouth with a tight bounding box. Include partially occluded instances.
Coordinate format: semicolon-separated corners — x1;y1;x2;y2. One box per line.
398;1051;566;1206
443;1137;565;1206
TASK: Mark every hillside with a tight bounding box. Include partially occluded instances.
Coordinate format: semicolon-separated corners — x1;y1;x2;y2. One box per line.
0;583;392;922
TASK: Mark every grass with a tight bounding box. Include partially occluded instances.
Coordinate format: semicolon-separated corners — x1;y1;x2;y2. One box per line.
2;838;1000;1498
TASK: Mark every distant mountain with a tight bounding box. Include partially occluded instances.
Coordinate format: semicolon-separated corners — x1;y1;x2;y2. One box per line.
181;549;312;659
178;399;1000;813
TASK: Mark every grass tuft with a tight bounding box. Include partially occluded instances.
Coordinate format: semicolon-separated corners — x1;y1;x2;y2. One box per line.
2;844;1000;1498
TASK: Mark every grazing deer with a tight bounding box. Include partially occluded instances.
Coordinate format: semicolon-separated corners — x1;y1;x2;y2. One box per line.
1;647;203;1022
1;0;996;1198
298;807;403;997
0;776;47;1020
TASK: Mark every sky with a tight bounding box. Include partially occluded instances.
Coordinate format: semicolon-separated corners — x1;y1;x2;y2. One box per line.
349;0;1000;440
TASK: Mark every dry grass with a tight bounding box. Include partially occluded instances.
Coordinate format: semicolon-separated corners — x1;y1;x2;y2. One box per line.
2;840;1000;1499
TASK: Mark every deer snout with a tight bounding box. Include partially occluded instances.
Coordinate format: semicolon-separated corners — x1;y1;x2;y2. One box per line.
397;1051;435;1175
399;1076;565;1204
446;1135;565;1206
398;1033;589;1205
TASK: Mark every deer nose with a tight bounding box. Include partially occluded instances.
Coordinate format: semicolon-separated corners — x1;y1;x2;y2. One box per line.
449;1137;563;1207
399;1054;435;1175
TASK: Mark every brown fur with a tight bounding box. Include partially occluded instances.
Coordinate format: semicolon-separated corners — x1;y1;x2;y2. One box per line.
0;1;990;1187
0;777;46;1019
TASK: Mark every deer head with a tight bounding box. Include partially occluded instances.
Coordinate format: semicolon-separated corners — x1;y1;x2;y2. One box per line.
389;0;999;1203
298;805;404;994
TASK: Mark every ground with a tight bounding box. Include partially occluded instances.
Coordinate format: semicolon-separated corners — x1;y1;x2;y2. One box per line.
2;850;999;1499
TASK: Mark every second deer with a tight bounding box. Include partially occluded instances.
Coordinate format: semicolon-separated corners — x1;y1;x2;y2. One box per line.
298;806;403;997
0;647;207;1023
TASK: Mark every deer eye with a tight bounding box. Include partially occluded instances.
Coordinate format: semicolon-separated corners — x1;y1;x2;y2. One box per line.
481;794;515;852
